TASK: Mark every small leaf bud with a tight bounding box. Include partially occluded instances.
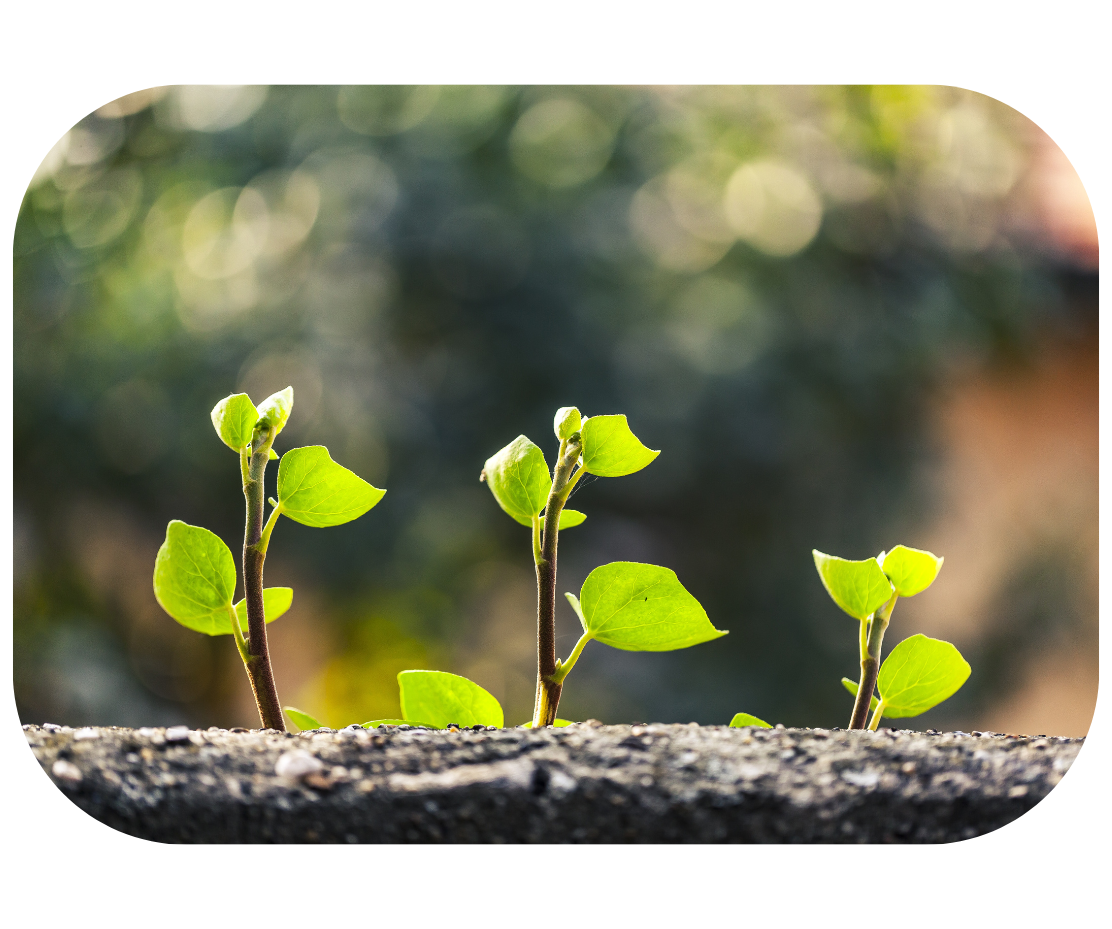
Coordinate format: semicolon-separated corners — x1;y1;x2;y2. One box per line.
554;406;581;440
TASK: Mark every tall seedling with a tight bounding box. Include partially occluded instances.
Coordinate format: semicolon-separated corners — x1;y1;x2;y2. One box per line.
153;388;385;730
482;407;726;728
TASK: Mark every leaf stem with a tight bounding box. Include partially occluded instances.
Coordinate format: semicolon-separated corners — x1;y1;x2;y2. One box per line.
241;421;285;731
867;700;886;731
848;592;898;730
552;631;592;685
532;515;542;566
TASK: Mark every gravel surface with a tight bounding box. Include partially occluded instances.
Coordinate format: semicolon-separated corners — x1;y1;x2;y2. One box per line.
24;722;1082;843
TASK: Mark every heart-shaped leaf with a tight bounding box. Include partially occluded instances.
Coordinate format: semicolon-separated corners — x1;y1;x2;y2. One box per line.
881;545;944;598
210;393;259;452
397;670;504;728
482;435;551;526
277;446;386;527
576;562;727;651
284;706;322;730
841;677;880;712
877;634;971;718
812;550;894;620
580;414;659;477
204;587;294;636
153;521;237;635
557;508;586;529
256;386;293;436
729;712;771;728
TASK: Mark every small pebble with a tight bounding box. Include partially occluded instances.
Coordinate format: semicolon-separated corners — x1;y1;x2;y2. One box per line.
275;750;324;779
165;726;191;743
73;727;100;741
42;723;63;732
52;760;83;782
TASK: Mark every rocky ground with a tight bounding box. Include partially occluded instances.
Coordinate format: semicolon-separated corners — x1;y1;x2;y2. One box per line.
24;722;1082;843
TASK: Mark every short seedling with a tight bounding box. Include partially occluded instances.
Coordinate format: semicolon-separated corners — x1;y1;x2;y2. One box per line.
482;408;727;727
153;388;385;731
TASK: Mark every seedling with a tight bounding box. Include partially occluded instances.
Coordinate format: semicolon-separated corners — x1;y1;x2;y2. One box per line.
153;388;385;731
482;408;726;727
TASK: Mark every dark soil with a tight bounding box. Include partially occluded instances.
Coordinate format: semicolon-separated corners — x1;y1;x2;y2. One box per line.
24;721;1082;843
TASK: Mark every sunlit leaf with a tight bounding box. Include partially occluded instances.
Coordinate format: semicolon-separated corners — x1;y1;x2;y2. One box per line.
206;587;294;636
397;670;504;728
520;719;574;727
210;393;258;452
729;712;771;728
577;561;727;651
482;435;551;526
256;386;293;436
881;545;943;598
284;706;322;730
580;414;659;477
554;406;581;440
268;448;278;460
558;508;586;529
876;634;971;718
841;677;880;712
812;550;894;620
153;520;236;635
277;445;386;527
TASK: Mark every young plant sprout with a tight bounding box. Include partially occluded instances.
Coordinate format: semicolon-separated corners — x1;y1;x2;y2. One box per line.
153;388;385;731
481;408;726;728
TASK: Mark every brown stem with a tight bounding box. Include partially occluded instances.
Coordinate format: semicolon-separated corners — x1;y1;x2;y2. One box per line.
532;434;582;728
848;594;897;730
241;427;285;731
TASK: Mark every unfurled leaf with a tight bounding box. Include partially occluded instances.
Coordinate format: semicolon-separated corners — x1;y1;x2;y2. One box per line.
881;545;944;598
153;521;237;635
362;719;438;728
729;713;772;728
557;508;586;529
577;562;727;651
210;393;258;452
580;414;659;477
206;587;294;636
397;670;504;728
277;445;385;527
256;386;294;436
482;435;551;526
812;550;894;620
520;719;574;727
284;706;322;730
841;677;880;712
554;406;582;440
876;634;971;718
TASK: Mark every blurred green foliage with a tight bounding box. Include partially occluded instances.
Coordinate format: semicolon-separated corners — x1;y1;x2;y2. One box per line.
12;85;1094;730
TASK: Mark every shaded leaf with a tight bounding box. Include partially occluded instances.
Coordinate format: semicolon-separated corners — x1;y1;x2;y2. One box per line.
812;550;894;620
580;414;659;477
397;670;504;728
841;677;880;712
882;545;944;598
877;634;971;718
153;521;236;635
482;435;550;526
578;561;727;651
277;445;385;527
284;706;322;730
729;713;772;728
210;393;258;452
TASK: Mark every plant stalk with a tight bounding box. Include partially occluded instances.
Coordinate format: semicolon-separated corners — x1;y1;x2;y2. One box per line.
532;433;583;728
848;593;898;730
241;430;285;731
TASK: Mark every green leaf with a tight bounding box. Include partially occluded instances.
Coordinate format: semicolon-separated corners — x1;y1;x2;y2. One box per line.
520;719;574;727
729;712;772;728
881;545;944;598
362;719;439;728
210;393;258;452
841;677;880;712
812;550;894;620
205;587;294;636
577;562;727;651
397;670;504;728
481;435;551;526
580;414;659;477
554;406;581;440
277;446;386;527
153;521;237;635
877;634;971;718
284;706;322;730
256;386;293;436
268;448;279;460
558;508;586;529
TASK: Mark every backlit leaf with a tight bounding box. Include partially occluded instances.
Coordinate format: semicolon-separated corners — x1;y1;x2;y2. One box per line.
577;561;727;651
206;587;294;636
210;393;258;452
877;634;971;718
554;406;581;440
284;706;322;730
841;677;880;712
482;435;551;526
881;545;944;598
153;520;237;635
277;445;385;527
558;508;586;529
256;386;293;436
729;713;771;728
397;670;504;728
812;550;894;620
580;414;659;477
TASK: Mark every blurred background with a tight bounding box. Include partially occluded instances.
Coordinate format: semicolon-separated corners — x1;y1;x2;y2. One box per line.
12;85;1097;736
